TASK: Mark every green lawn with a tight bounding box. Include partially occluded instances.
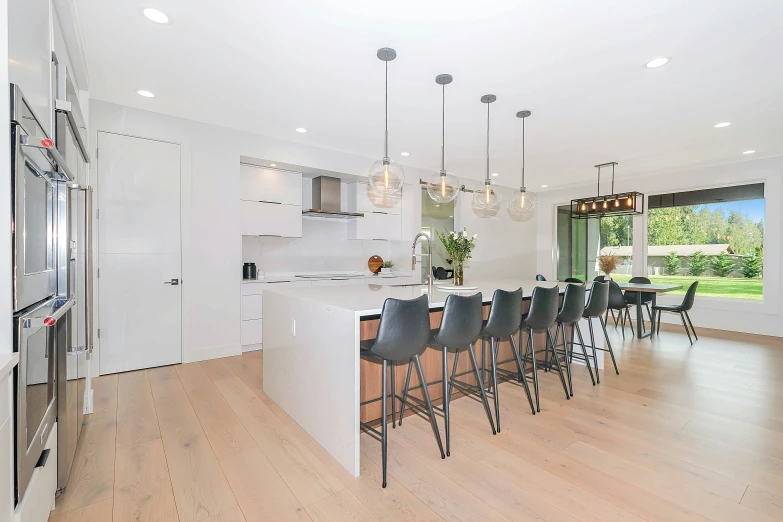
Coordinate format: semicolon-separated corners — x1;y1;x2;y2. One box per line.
611;274;763;300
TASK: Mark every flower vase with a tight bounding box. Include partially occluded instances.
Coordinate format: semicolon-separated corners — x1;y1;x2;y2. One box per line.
453;262;464;286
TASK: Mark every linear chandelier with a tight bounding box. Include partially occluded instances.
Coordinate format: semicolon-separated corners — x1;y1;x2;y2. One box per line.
570;162;644;219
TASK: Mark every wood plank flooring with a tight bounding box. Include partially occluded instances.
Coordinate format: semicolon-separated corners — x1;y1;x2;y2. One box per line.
51;326;783;521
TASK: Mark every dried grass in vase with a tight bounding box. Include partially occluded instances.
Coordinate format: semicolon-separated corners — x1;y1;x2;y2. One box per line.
598;254;619;277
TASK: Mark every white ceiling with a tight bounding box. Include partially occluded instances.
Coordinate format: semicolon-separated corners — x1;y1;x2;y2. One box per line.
77;0;783;190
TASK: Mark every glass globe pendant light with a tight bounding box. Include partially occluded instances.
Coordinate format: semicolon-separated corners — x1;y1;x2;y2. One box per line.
508;110;538;220
472;94;502;211
427;74;460;203
368;48;404;196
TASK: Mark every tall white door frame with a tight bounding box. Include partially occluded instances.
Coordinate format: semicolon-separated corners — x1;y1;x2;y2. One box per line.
95;131;184;375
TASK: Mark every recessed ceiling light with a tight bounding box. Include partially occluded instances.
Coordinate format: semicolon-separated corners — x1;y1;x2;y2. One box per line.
400;152;410;156
434;204;440;207
270;163;277;167
644;57;669;68
491;172;499;177
136;90;155;98
448;215;453;218
541;184;548;188
142;8;169;24
714;122;731;128
743;150;755;155
295;128;308;133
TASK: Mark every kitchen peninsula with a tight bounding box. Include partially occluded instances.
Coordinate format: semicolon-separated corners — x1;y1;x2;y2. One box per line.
262;279;604;476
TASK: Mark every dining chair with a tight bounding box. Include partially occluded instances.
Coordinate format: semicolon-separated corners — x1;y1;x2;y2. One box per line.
652;281;699;344
536;274;547;281
624;276;654;326
564;277;584;283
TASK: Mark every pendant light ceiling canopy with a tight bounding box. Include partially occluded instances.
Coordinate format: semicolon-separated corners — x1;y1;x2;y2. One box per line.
472;94;502;212
427;74;460;204
368;47;404;196
508;110;537;220
570;162;645;219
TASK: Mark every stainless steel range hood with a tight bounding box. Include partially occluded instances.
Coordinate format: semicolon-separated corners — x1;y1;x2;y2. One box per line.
302;176;364;218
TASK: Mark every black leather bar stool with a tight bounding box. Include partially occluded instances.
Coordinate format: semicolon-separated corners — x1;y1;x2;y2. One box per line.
607;281;634;338
624;276;654;326
652;281;699;344
470;289;535;431
573;281;619;383
399;292;495;457
520;286;569;412
536;274;547;281
360;295;445;487
553;283;593;394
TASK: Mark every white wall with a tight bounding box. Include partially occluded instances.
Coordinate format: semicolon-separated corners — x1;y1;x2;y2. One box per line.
535;156;783;337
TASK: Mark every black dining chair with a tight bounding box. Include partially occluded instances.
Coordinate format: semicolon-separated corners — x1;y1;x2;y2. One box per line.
432;266;452;280
607;281;634;338
564;277;584;284
652;281;699;344
624;276;654;327
399;292;495;457
536;274;547;281
553;283;592;394
520;286;570;412
360;295;445;487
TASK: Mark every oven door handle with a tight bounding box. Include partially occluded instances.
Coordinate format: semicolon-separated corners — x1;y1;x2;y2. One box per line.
20;134;76;181
23;298;75;328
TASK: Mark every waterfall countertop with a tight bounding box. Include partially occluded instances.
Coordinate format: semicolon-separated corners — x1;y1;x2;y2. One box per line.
0;352;19;378
262;278;564;315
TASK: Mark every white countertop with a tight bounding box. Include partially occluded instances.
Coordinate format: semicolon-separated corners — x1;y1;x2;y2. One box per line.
242;270;414;284
263;278;564;315
0;352;19;378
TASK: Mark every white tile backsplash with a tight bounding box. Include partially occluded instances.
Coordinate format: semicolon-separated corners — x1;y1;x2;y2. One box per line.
243;217;396;274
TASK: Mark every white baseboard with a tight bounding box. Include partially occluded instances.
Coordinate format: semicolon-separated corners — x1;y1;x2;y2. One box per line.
242;343;262;353
184;343;242;363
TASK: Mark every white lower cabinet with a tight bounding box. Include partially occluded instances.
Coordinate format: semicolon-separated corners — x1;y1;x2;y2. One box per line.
347;212;401;241
241;319;263;348
1;370;13;522
240;201;302;237
14;424;57;522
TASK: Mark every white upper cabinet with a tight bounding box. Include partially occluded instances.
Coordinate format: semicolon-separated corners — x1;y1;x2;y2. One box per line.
240;201;302;237
240;165;302;205
348;212;401;241
347;182;402;215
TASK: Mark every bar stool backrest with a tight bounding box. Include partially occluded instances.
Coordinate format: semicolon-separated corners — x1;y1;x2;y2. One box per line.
522;286;559;330
584;281;609;317
536;274;547;281
608;281;627;309
564;277;584;283
557;283;586;324
681;281;699;311
483;288;524;338
434;292;484;349
371;295;432;360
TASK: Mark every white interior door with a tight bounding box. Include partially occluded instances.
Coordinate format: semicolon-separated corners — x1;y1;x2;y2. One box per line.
97;132;182;374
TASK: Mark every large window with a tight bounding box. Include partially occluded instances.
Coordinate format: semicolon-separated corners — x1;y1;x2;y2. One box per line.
631;184;765;300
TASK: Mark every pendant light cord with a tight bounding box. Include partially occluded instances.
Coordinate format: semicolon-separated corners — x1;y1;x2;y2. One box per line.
611;162;615;194
384;59;389;160
485;101;490;182
441;84;446;173
521;116;526;190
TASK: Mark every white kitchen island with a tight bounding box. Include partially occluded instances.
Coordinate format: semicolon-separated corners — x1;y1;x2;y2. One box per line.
262;279;604;476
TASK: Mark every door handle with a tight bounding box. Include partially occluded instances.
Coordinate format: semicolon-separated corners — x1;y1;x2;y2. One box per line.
164;279;180;285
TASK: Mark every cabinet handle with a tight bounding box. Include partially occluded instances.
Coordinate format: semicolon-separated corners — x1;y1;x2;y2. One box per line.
163;279;180;285
258;200;282;205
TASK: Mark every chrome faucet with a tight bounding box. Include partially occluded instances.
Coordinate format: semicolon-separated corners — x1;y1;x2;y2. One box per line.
412;232;434;293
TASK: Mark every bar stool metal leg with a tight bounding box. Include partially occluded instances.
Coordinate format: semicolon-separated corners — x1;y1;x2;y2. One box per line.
560;323;573;396
381;359;388;488
442;346;450;456
685;311;698;340
587;318;600;384
509;334;535;415
599;316;620;375
489;337;501;432
398;360;413;425
573;322;595;385
413;354;446;459
466;343;497;434
526;330;541;412
546;328;570;399
391;361;396;429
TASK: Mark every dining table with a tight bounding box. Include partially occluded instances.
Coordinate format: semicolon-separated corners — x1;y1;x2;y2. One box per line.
615;281;683;338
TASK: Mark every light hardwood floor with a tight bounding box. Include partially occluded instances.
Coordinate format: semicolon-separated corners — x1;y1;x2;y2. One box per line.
49;325;783;522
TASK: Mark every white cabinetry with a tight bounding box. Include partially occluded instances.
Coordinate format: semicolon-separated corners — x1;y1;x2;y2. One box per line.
240;166;302;237
346;182;402;241
0;362;14;522
240;201;302;237
14;425;57;522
